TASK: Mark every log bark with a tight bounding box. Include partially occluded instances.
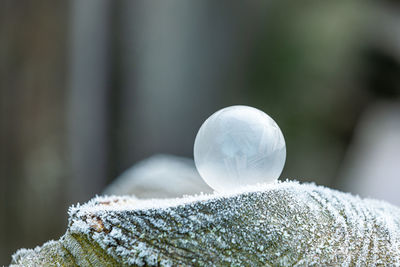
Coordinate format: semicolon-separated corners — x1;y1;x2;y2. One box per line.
11;182;400;266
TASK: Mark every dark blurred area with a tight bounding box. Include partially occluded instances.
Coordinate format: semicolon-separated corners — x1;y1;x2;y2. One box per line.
1;0;400;264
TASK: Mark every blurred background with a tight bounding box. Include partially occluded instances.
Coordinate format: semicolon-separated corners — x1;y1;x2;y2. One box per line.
1;0;400;264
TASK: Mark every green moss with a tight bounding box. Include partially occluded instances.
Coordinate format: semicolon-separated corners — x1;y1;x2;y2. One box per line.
69;233;122;266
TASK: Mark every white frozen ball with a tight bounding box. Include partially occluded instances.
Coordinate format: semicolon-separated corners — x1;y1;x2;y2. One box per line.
194;105;286;192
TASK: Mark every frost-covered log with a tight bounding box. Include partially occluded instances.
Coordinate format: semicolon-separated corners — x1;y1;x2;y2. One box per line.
11;182;400;266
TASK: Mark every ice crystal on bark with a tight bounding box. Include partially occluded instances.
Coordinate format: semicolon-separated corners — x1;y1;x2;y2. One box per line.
11;181;400;266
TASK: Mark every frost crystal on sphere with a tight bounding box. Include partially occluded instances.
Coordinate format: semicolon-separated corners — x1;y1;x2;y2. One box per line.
194;105;286;192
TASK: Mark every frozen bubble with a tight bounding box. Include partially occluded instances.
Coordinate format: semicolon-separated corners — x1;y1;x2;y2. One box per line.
194;105;286;192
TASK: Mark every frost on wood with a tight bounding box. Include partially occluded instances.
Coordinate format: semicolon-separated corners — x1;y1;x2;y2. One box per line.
11;182;400;266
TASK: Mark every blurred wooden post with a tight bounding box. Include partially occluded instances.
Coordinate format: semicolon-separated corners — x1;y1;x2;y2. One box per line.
117;1;258;171
0;1;68;264
67;0;112;201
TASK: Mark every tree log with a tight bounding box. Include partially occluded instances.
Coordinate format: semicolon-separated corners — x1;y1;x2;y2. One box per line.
11;182;400;266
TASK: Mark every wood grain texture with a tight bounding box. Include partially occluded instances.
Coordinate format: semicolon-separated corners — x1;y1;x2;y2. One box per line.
11;182;400;266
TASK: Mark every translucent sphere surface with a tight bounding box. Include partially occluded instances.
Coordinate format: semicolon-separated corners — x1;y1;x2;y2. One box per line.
194;105;286;192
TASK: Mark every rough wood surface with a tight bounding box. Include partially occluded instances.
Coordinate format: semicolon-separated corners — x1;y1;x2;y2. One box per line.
11;182;400;266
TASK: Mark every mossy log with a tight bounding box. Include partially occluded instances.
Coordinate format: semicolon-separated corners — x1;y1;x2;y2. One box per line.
11;182;400;266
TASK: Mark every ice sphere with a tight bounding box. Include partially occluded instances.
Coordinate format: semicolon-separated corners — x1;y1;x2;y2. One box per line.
194;105;286;192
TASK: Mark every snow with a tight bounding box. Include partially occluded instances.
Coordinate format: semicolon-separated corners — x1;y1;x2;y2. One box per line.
66;181;400;265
